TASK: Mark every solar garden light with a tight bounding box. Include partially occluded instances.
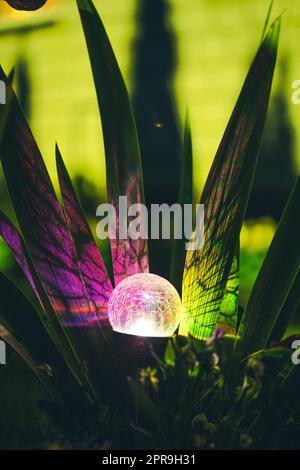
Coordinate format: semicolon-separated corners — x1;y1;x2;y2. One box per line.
108;273;182;366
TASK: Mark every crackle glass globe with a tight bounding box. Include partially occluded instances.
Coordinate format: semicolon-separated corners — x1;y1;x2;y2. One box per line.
108;273;182;337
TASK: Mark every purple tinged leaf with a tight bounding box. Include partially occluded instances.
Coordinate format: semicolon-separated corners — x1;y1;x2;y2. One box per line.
0;68;96;328
56;146;113;321
0;209;42;303
0;213;97;394
205;328;227;347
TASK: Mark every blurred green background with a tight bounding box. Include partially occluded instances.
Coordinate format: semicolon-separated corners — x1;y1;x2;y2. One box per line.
0;0;299;307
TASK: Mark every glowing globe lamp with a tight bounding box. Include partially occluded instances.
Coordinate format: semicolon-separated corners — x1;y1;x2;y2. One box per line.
108;273;182;337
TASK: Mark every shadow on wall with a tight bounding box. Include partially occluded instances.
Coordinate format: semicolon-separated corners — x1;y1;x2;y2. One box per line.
247;58;297;222
131;0;181;278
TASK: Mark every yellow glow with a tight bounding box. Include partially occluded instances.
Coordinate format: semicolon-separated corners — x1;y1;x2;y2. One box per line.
240;218;276;252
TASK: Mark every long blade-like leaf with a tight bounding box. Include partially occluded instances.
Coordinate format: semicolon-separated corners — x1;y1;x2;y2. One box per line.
260;0;274;44
0;209;41;302
0;68;103;400
0;217;98;395
0;272;60;368
180;19;280;339
0;321;56;399
77;0;149;285
128;377;161;429
237;176;300;356
56;145;113;321
56;148;131;404
269;269;300;343
0;273;96;395
170;111;193;293
252;365;300;440
0;210;95;393
0;68;96;328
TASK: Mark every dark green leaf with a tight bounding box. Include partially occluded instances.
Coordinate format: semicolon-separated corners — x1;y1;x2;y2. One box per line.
0;321;56;399
170;111;193;293
128;377;160;429
0;272;60;367
260;0;274;44
0;68;98;402
237;176;300;356
77;0;149;285
269;269;300;343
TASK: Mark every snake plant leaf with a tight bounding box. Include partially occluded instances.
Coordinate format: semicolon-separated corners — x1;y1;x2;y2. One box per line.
0;209;40;301
0;212;96;394
178;112;193;208
269;269;300;343
180;19;280;339
128;377;161;430
56;145;113;321
77;0;149;285
0;87;98;396
237;176;300;356
56;153;132;409
0;274;97;402
256;365;300;440
170;111;193;293
0;272;62;371
0;67;103;402
0;69;129;404
0;68;98;330
0;320;56;400
260;0;274;44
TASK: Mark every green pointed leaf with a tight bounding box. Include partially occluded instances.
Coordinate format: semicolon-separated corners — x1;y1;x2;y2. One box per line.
0;321;56;400
269;269;300;343
263;366;300;438
0;210;92;390
0;272;60;367
128;377;160;429
260;0;274;44
178;112;193;208
77;0;149;285
237;176;300;356
179;19;280;339
170;111;193;293
0;68;98;401
0;271;98;403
